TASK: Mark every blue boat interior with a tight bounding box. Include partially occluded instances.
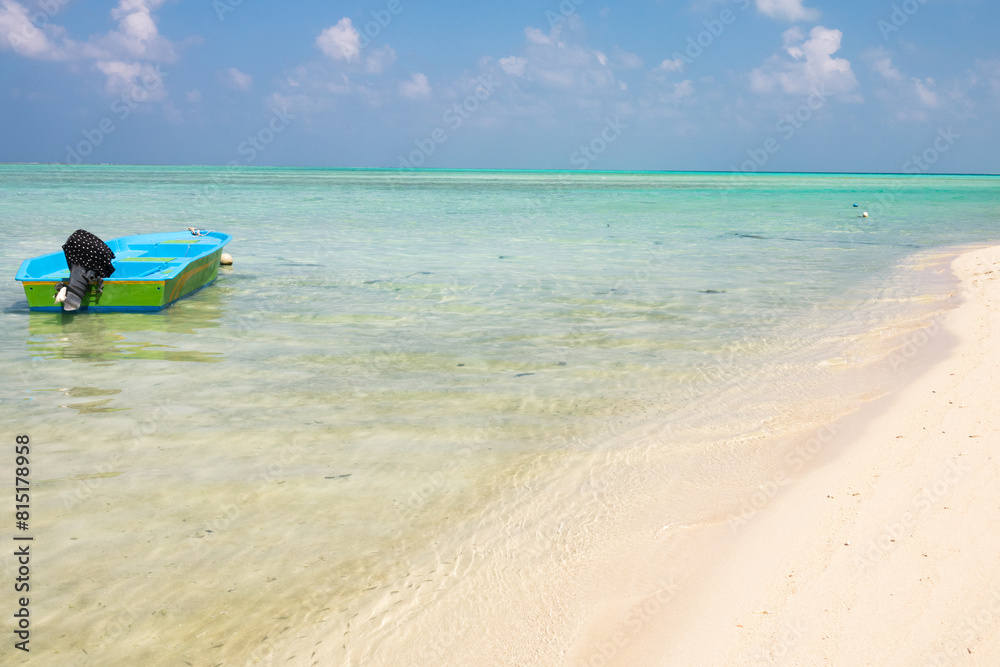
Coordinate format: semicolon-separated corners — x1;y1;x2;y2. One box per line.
16;232;230;282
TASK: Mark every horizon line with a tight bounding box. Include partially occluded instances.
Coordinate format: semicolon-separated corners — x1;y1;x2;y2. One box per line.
1;163;998;177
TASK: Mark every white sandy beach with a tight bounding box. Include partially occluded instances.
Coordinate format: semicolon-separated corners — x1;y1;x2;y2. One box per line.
578;245;1000;665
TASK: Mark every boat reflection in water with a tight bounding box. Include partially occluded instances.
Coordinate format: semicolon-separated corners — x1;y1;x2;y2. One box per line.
25;287;226;364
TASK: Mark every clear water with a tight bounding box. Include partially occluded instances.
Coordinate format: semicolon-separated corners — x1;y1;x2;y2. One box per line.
1;167;997;665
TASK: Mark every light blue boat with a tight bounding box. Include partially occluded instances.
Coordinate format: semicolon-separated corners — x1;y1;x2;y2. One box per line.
15;230;232;312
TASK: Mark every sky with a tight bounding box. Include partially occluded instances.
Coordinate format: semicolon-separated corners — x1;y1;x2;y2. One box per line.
0;0;998;172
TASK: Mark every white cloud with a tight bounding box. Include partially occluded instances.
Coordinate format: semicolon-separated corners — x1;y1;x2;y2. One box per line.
912;78;939;108
444;20;635;137
868;49;903;82
185;89;201;104
674;80;695;99
657;58;685;73
613;48;643;70
103;0;175;62
317;18;361;62
270;15;637;136
224;67;252;91
94;60;166;101
499;56;527;77
750;26;860;101
511;23;619;95
324;73;354;95
399;72;431;100
0;0;74;60
365;45;396;74
756;0;820;22
978;60;1000;97
91;0;177;102
525;26;554;46
0;0;178;102
864;48;970;122
782;25;804;49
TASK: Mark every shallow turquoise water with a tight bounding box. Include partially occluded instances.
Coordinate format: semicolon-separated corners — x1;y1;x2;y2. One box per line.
0;167;997;664
4;168;996;443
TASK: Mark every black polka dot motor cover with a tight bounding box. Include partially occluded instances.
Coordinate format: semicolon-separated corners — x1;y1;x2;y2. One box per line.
62;229;116;278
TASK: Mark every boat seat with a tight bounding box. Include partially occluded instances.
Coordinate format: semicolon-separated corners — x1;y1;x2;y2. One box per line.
124;241;214;258
111;259;179;278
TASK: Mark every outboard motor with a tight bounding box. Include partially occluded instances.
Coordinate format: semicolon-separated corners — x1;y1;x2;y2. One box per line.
56;229;116;311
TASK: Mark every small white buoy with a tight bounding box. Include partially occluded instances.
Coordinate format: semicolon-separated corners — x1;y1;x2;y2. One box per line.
220;252;233;265
862;211;869;218
55;286;67;304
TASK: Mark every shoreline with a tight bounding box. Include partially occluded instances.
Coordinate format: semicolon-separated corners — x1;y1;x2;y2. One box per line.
286;244;980;666
578;244;1000;665
287;244;983;666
